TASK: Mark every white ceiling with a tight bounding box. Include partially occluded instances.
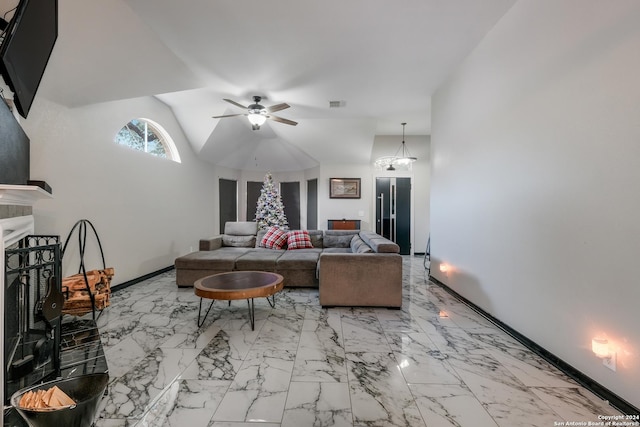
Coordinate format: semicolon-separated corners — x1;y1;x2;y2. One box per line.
36;0;516;171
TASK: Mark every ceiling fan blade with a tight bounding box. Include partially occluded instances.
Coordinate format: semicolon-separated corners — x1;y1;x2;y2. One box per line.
223;99;247;109
268;115;298;126
266;103;290;113
212;113;245;119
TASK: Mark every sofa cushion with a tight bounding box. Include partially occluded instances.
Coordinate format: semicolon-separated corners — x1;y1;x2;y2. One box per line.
323;230;358;248
175;247;249;270
307;230;323;248
256;229;267;248
222;234;256;247
235;249;284;270
224;221;258;236
350;235;373;253
260;227;288;249
287;230;314;250
277;249;321;270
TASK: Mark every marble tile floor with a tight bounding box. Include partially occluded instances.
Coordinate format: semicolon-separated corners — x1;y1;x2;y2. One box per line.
93;256;623;427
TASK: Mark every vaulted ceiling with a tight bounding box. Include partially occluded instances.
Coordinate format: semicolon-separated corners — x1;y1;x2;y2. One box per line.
36;0;516;171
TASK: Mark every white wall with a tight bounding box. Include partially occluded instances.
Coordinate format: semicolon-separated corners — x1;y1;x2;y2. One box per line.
431;0;640;408
317;164;374;232
22;96;218;285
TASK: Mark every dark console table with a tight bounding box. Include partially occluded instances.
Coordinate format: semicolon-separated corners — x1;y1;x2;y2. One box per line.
327;219;361;230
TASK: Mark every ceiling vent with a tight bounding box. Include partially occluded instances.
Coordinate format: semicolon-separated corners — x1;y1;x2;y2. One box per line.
329;100;346;108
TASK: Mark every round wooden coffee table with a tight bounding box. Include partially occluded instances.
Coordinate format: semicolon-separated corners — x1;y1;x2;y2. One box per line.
194;271;284;330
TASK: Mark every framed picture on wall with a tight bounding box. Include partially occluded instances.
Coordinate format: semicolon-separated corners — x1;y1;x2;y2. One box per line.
330;178;361;199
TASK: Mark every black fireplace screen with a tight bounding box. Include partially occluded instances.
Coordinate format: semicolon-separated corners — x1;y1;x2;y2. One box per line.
4;235;62;403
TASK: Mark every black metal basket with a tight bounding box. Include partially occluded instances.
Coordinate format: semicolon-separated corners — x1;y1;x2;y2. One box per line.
10;373;108;427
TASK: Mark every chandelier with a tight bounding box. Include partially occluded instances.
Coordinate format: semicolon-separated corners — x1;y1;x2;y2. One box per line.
374;122;417;170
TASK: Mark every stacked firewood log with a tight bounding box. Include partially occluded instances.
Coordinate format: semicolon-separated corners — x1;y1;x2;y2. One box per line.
18;386;75;409
62;268;114;316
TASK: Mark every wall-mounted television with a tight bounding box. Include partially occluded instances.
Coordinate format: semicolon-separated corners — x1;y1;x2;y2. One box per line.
0;0;58;119
0;98;29;185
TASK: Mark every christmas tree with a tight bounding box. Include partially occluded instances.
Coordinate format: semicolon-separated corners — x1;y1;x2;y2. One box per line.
254;172;288;230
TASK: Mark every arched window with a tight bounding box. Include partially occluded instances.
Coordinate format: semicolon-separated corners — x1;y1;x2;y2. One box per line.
115;118;181;162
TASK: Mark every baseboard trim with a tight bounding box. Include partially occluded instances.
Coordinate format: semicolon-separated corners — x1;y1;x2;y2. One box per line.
111;266;175;292
429;276;639;416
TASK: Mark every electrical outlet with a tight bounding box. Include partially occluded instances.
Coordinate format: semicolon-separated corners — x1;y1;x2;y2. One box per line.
603;352;616;371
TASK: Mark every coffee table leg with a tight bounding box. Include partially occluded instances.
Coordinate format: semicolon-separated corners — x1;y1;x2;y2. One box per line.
247;298;255;330
266;293;276;308
197;298;215;328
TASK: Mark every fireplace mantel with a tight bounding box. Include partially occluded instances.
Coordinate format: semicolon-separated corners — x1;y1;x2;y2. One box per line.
0;184;52;206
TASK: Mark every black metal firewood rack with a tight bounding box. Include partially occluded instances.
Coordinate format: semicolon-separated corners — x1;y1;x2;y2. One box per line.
61;219;107;321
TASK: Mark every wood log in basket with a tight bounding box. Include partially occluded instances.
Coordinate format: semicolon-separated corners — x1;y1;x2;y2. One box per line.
62;268;114;315
19;386;75;409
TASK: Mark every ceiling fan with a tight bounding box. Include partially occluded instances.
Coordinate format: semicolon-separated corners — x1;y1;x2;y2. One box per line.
212;96;298;130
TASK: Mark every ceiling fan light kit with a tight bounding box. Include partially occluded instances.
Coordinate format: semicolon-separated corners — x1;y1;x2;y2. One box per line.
248;113;267;126
213;95;297;130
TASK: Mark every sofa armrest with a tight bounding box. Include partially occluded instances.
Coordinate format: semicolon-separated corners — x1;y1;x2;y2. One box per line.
358;230;399;253
319;253;402;308
199;236;222;251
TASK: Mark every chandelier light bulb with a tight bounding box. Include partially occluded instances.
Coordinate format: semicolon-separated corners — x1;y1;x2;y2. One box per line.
373;122;417;168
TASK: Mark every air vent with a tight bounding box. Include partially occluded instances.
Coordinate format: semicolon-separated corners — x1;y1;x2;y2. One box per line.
329;100;346;108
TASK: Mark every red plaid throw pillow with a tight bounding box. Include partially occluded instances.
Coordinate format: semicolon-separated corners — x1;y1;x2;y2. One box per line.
260;227;288;249
286;230;314;250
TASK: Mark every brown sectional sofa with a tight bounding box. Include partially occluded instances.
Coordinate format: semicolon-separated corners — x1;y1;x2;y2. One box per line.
174;221;403;308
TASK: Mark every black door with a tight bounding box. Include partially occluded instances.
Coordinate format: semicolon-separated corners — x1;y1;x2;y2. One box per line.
246;181;262;221
281;181;300;230
219;178;237;233
376;177;411;255
395;178;411;255
307;179;318;229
